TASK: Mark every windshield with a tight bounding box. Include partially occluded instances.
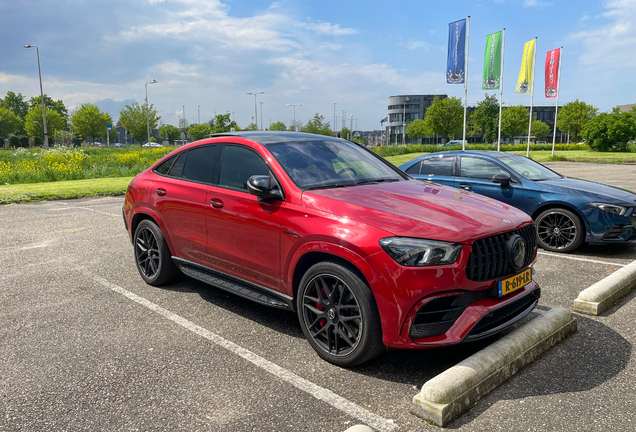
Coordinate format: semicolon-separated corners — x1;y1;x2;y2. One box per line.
266;140;404;189
498;155;562;181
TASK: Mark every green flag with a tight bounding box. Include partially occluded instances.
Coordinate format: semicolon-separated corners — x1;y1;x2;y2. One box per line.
483;31;502;90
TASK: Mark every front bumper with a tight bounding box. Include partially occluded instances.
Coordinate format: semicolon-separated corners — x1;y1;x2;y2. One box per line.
585;207;636;243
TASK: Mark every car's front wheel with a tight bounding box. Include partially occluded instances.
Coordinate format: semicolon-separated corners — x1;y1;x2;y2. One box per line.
134;219;180;286
535;208;584;253
297;261;384;367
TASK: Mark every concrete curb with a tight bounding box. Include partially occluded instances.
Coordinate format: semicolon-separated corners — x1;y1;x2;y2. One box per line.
573;259;636;315
343;426;374;432
411;307;576;427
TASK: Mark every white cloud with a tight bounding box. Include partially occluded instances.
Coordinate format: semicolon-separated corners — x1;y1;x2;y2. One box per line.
567;0;636;108
399;40;432;51
317;43;342;51
580;14;590;21
269;2;281;9
524;0;551;6
570;0;636;69
299;21;358;36
156;61;202;78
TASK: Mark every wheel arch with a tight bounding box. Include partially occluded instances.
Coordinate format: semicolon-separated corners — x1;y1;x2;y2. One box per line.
530;202;588;233
291;251;372;302
130;208;176;254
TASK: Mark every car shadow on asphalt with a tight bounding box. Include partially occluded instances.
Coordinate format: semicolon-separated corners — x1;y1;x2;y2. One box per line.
350;312;538;386
158;276;304;339
447;313;632;429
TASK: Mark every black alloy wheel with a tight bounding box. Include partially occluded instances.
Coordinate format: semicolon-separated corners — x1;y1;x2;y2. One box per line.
535;208;584;253
297;261;384;367
133;219;180;286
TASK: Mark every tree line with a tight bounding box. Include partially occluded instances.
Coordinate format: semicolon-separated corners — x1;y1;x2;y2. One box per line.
406;95;636;151
0;90;352;147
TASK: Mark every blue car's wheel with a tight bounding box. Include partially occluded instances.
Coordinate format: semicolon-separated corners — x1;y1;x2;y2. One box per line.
535;208;584;253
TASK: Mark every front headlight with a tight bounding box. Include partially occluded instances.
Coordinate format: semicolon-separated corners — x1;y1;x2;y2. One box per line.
379;237;463;267
587;203;628;216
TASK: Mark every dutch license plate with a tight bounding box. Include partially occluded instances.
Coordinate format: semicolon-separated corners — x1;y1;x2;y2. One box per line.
498;268;532;297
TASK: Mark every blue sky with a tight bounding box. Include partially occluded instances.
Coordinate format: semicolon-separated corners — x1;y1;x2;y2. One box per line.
1;0;634;131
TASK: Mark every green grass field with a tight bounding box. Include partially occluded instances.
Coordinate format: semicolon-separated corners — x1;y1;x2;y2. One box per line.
0;177;133;204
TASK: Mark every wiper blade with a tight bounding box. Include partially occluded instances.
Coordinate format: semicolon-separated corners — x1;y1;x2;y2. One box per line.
304;183;351;190
354;178;400;186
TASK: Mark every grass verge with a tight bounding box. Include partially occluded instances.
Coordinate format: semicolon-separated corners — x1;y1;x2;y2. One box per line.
0;177;133;204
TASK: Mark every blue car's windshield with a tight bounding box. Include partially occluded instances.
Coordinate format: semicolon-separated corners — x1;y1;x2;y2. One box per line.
498;156;562;181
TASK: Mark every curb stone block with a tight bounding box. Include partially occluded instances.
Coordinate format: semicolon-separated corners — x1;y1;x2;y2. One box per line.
411;307;576;427
573;260;636;315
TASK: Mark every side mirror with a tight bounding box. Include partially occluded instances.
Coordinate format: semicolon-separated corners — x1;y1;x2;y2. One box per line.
247;175;283;200
492;173;511;186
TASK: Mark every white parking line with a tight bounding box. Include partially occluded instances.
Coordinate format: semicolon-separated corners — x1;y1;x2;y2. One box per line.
92;275;398;432
537;252;626;267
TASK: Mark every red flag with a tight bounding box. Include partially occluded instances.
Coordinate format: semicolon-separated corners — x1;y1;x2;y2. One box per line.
545;48;561;98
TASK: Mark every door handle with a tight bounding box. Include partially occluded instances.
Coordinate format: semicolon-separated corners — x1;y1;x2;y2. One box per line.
458;183;472;190
155;188;167;196
210;198;224;209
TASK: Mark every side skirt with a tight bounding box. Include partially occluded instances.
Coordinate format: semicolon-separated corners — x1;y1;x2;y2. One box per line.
172;257;294;311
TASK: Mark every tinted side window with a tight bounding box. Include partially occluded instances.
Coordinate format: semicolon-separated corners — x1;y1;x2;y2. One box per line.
405;161;422;175
420;157;454;176
168;152;187;178
460;157;508;180
154;156;175;175
182;146;216;183
218;145;269;191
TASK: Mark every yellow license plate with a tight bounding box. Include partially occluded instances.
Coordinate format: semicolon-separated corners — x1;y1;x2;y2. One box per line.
498;268;532;297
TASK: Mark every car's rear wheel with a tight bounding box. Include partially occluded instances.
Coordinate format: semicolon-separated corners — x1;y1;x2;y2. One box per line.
535;208;584;253
134;219;180;286
297;261;384;367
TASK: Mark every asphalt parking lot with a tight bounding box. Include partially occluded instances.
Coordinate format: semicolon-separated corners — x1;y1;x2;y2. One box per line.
1;162;635;431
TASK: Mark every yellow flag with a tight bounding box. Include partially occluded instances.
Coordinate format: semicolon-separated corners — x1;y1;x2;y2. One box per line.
516;39;536;93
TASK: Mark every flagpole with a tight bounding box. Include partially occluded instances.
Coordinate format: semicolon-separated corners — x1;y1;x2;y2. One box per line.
526;36;537;157
552;46;563;157
497;28;505;152
462;16;470;151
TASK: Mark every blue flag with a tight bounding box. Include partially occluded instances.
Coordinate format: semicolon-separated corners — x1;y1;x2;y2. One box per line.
447;19;466;84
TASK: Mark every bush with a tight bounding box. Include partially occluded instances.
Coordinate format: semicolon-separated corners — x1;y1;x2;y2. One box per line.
9;136;19;148
0;146;176;185
371;143;587;158
19;136;29;148
582;112;636;152
34;137;42;147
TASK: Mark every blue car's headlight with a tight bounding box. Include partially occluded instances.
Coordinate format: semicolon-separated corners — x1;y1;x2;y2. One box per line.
379;237;463;266
587;203;628;216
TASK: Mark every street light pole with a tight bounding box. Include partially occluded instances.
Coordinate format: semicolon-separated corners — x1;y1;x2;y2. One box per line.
350;114;353;139
287;103;302;131
247;92;264;128
341;109;346;133
145;79;157;145
259;101;264;130
23;45;48;149
332;102;337;133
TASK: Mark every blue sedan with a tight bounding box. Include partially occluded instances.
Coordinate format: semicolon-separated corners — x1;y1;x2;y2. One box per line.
399;151;636;252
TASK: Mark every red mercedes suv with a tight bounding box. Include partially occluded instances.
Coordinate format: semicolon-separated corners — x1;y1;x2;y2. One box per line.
123;132;540;366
